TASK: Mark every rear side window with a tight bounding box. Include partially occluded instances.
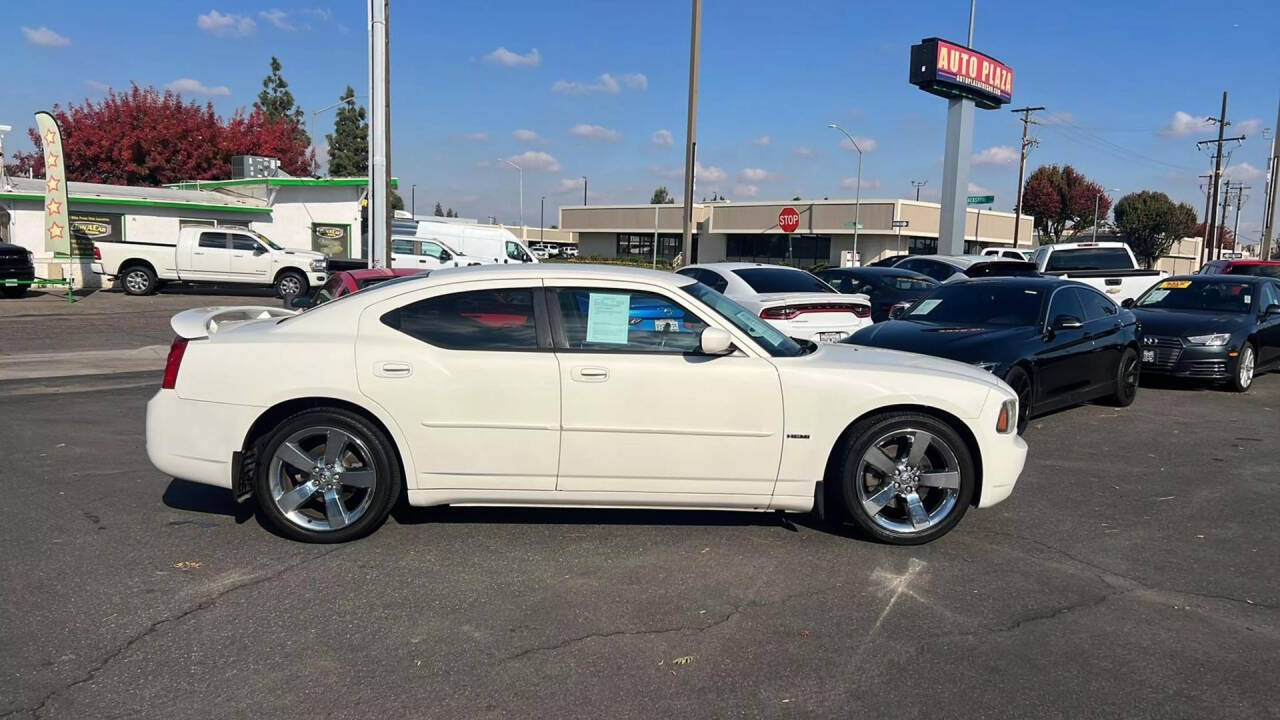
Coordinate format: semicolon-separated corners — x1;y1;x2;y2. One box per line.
1076;287;1118;320
392;238;417;255
880;275;936;291
382;288;538;350
198;232;228;249
907;260;955;282
732;268;834;294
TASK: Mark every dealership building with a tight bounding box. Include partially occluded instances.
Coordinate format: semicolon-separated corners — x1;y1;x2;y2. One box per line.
0;176;376;287
559;198;1035;267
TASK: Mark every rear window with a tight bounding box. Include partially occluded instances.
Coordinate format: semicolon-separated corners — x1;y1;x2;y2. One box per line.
1227;264;1280;279
732;268;834;294
877;274;937;291
1044;248;1134;271
964;261;1039;278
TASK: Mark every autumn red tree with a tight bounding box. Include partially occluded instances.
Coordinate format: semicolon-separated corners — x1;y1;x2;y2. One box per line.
1021;165;1112;243
1192;222;1235;251
13;84;312;186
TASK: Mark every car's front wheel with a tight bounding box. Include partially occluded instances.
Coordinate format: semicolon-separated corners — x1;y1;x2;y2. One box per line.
1107;347;1140;407
253;408;401;543
834;412;975;545
275;270;307;299
1230;342;1255;393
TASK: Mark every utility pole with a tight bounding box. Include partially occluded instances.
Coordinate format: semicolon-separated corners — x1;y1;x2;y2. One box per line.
582;176;588;206
1009;105;1043;248
1262;99;1280;260
911;180;927;201
1198;173;1213;259
680;0;703;266
1218;180;1236;259
1196;92;1245;263
1231;185;1250;254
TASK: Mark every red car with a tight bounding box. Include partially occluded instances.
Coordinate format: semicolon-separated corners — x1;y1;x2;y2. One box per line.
294;268;424;308
1199;259;1280;279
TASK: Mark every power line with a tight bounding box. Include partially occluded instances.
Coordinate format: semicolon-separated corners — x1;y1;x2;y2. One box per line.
1039;122;1198;173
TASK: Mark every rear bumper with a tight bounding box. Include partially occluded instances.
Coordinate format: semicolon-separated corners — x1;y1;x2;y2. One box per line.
772;317;871;342
147;390;262;490
0;267;35;282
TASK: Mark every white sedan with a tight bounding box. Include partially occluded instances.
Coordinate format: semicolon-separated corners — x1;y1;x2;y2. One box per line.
148;264;1026;545
676;262;871;343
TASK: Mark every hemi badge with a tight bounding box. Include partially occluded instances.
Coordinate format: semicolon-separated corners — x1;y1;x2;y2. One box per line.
786;433;810;440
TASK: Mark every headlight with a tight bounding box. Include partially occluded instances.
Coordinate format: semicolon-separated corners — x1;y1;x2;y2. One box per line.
309;258;327;271
996;398;1017;434
1185;333;1230;346
971;361;1000;372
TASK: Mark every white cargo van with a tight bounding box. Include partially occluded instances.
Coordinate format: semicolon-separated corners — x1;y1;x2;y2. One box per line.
389;236;492;270
413;220;538;264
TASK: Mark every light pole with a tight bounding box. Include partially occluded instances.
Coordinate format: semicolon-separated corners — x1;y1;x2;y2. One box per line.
911;180;927;201
540;195;545;244
411;184;416;217
311;95;362;176
827;123;863;264
582;176;588;206
1092;188;1120;242
498;157;524;231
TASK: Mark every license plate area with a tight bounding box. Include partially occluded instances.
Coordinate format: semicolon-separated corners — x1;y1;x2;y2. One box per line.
818;332;847;343
1142;349;1155;363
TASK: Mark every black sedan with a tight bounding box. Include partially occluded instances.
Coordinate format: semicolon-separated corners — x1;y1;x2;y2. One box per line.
1125;275;1280;392
847;276;1141;433
0;242;35;298
814;266;939;322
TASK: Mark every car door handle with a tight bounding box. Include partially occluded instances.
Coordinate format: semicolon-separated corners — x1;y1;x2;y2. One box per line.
373;361;413;378
572;366;609;382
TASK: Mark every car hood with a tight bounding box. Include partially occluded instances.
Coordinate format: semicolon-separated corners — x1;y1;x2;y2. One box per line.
798;341;1005;388
279;248;326;260
849;321;1033;364
1131;308;1250;336
0;242;30;256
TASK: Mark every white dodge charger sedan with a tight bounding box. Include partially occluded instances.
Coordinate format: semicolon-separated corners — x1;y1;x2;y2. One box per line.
148;264;1026;545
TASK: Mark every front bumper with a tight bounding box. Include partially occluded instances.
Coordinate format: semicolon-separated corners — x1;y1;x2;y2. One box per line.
973;391;1027;508
147;389;262;490
1141;337;1234;380
311;272;328;285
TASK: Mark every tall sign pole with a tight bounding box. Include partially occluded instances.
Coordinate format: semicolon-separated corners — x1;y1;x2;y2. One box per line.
368;0;391;268
937;3;978;256
680;0;702;266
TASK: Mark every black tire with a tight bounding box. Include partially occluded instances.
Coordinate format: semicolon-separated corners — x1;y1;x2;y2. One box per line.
1106;347;1140;407
1003;365;1033;434
275;270;307;299
121;264;157;295
1229;343;1256;393
253;407;401;543
1;286;26;299
833;412;975;545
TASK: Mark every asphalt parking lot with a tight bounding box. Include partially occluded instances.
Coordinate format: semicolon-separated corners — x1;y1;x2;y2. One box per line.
2;292;1278;719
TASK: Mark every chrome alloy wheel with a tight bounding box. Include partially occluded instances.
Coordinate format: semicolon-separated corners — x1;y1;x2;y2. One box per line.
854;428;961;535
268;426;377;532
124;270;150;294
278;274;303;297
1239;345;1255;389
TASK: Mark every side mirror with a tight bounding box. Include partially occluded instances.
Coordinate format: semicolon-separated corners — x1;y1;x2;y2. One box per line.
1053;314;1083;330
1121;298;1135;309
888;303;908;320
1266;303;1280;317
439;250;452;262
699;327;734;355
253;246;267;256
289;294;315;310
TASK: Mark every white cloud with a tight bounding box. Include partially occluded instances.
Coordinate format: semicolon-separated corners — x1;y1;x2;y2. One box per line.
967;182;991;195
620;73;648;90
1224;162;1264;181
258;9;295;31
22;26;71;47
197;10;256;37
553;177;586;193
166;78;231;97
570;123;621;141
972;145;1020;166
553;73;620;95
650;165;683;180
1236;118;1263;136
839;136;877;152
462;132;488;142
793;146;816;158
1161;110;1213;138
752;135;771;146
513;129;542;143
504;151;561;172
695;162;727;183
85;80;111;92
652;129;674;146
841;177;881;190
739;167;772;182
733;184;760;198
1039;111;1076;126
484;47;541;67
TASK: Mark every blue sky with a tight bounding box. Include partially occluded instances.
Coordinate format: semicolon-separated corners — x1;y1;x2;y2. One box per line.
5;1;1280;242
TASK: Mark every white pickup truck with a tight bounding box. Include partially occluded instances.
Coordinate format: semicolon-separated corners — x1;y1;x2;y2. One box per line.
93;227;328;298
1031;241;1166;304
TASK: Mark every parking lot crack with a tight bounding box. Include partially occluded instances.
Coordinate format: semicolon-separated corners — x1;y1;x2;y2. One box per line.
9;547;345;720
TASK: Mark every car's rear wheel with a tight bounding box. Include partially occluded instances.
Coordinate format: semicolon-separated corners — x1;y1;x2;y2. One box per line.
1003;366;1033;434
254;408;400;543
1230;343;1255;393
1107;347;1140;407
121;265;157;295
835;412;975;545
1;286;26;299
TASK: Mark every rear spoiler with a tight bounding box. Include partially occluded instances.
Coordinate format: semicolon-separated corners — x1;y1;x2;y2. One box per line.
967;261;1039;277
170;306;296;340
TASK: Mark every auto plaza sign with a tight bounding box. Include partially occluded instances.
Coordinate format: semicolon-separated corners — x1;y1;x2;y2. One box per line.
909;37;1013;109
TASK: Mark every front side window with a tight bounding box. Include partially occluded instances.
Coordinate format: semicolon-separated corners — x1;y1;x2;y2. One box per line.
1135;279;1255;314
679;282;805;357
421;241;445;259
1258;281;1280;310
553;288;707;354
1047;287;1087;324
249;230;283;250
506;241;531;262
732;268;834;294
229;234;260;252
198;232;228;249
382;288;539;350
1077;287;1118;321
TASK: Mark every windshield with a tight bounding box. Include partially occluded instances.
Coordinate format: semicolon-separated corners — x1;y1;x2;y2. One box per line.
904;283;1044;326
680;281;806;357
1135;279;1255;313
1045;247;1133;271
876;274;937;291
250;230;283;251
732;268;835;294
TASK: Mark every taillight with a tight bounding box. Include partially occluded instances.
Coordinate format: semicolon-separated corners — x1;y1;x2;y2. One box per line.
852;305;870;319
162;337;188;390
761;306;800;320
93;245;102;260
761;304;868;320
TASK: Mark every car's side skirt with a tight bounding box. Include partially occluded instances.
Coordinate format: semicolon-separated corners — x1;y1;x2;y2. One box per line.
407;489;811;513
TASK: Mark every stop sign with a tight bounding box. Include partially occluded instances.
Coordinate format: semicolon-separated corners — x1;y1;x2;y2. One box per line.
778;207;800;234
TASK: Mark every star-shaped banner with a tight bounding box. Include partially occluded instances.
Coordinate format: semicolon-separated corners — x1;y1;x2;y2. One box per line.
36;110;70;257
47;153;60;168
47;199;62;215
46;177;60;193
48;222;65;240
44;128;58;146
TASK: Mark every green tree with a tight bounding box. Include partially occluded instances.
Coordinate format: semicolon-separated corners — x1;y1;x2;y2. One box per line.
326;87;367;177
649;186;674;204
433;202;444;216
792;195;802;201
1113;191;1198;268
254;56;309;146
446;208;456;217
390;189;404;211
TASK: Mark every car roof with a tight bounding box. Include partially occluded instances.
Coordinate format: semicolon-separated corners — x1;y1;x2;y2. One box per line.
1172;273;1268;283
901;254;1013;269
377;262;697;288
685;262;808;272
1222;259;1280;266
951;275;1084;290
819;266;932;278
